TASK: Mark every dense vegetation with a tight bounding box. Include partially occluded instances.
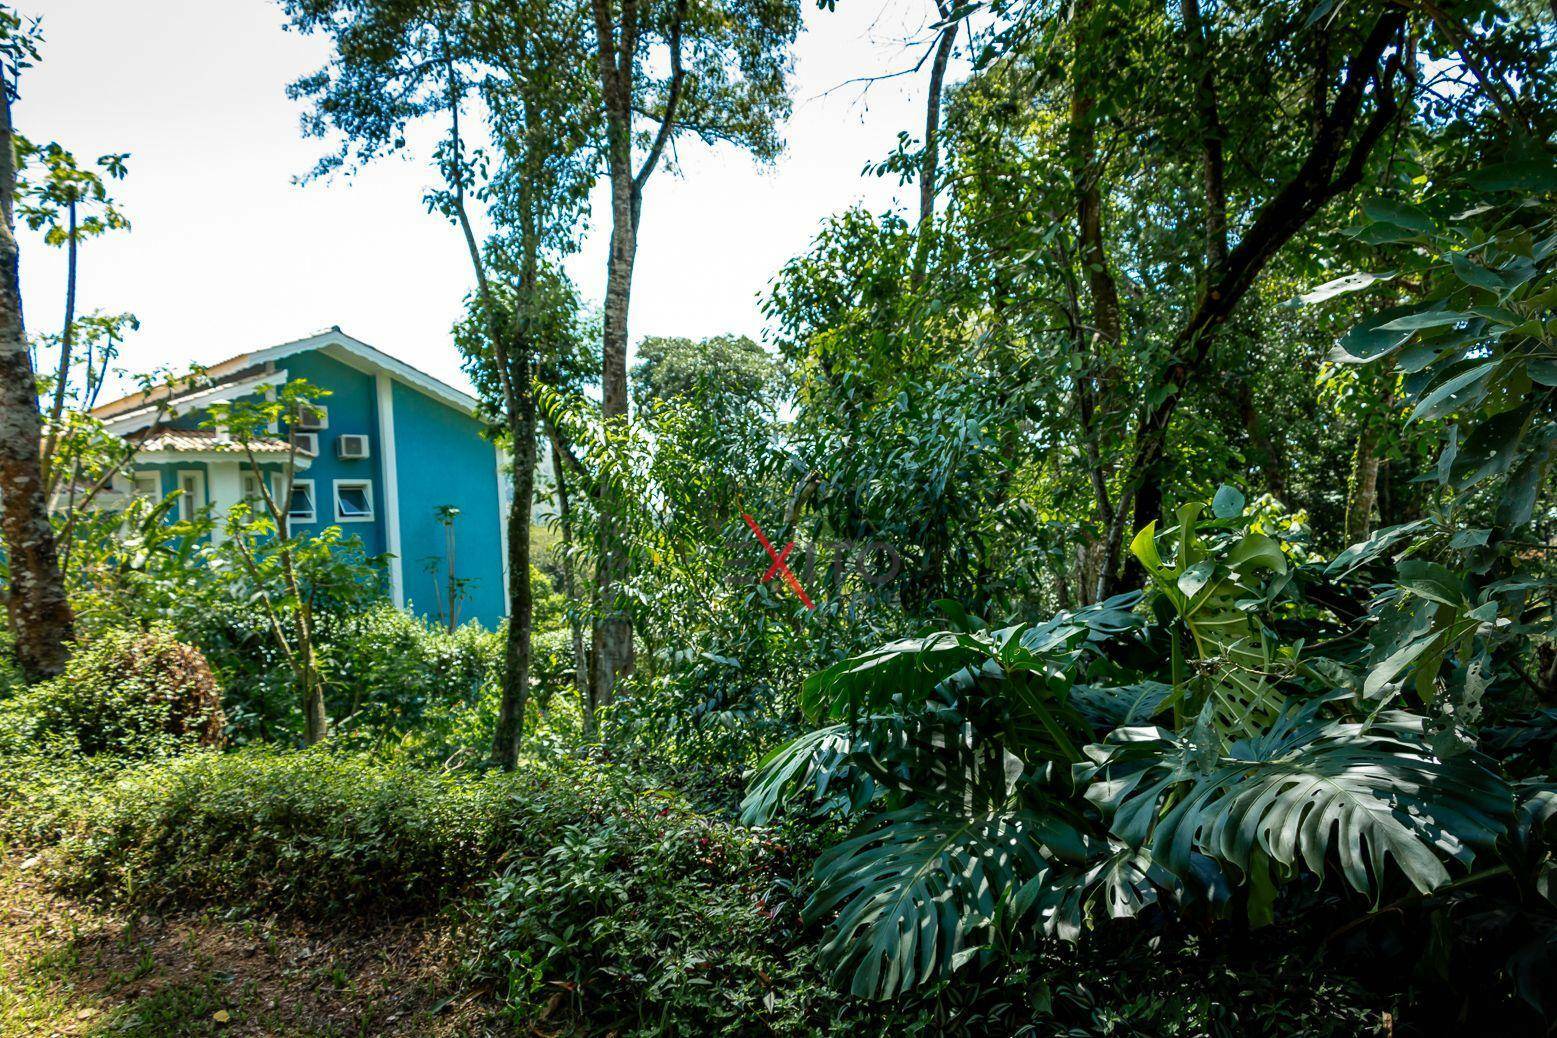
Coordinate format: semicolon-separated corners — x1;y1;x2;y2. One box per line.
3;0;1557;1034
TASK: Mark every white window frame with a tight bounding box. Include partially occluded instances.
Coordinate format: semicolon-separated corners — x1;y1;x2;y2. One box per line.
176;469;206;521
289;431;320;457
332;478;375;523
293;403;329;432
131;471;161;501
286;478;317;525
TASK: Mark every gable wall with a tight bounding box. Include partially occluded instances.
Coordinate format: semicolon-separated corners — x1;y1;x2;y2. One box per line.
390;379;506;627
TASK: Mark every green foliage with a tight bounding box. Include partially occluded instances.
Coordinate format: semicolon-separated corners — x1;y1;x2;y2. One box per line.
0;627;224;760
14;136;129;245
53;748;572;916
478;782;840;1036
631;333;778;412
316;602;503;739
746;490;1524;1000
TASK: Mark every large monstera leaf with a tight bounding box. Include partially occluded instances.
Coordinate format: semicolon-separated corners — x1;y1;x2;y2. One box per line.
799;594;1143;721
805;803;1085;999
1004;839;1176;943
1086;702;1512;897
739;723;858;825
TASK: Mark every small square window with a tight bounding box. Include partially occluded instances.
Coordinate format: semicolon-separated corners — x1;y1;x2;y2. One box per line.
333;479;374;523
286;479;317;524
131;472;160;500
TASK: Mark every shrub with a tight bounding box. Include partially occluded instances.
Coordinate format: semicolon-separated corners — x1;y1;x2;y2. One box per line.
478;792;840;1036
54;748;678;918
59;748;506;915
6;743;1391;1036
0;751;118;848
1;627;224;759
318;602;502;738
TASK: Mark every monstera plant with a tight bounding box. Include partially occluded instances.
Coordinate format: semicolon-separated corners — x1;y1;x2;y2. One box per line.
744;492;1524;1000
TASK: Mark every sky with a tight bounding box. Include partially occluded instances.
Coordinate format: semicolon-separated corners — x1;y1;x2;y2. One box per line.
16;0;948;399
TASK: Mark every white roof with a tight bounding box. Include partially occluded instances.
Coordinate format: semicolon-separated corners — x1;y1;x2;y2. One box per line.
92;327;482;434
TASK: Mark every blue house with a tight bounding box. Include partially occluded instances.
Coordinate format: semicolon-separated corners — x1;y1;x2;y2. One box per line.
90;328;514;627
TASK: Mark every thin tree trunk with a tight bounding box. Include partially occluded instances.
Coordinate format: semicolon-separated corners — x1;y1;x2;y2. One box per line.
0;65;74;681
1181;0;1226;273
1068;0;1127;600
1345;372;1392;544
1345;424;1381;545
493;403;536;768
433;46;538;769
40;200;75;483
287;556;328;744
911;2;958;286
492;189;540;772
241;438;327;744
591;108;637;715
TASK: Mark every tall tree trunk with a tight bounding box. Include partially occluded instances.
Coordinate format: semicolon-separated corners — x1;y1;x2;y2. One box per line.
591;123;637;716
586;0;686;714
911;1;958;286
492;185;540;771
288;561;328;744
493;396;536;769
1344;372;1392;544
1344;423;1381;545
434;48;539;769
1068;0;1127;600
0;65;74;681
1181;0;1226;273
40;199;75;482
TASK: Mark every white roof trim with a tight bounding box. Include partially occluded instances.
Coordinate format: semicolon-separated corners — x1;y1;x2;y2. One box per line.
135;450;313;470
105;368;290;435
242;329;482;417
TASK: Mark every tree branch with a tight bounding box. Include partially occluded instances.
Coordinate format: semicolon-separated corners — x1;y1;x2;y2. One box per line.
632;0;689;201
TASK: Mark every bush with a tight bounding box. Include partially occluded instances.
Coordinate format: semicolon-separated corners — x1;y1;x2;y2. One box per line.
0;751;119;848
0;627;224;759
59;748;507;915
51;748;699;918
2;742;1393;1036
318;603;502;738
478;790;840;1036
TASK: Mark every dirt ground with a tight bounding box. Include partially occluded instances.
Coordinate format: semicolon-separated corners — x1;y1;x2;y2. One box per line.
0;855;516;1038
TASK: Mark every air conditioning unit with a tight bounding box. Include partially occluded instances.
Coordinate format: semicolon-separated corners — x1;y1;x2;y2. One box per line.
336;434;371;460
290;431;319;457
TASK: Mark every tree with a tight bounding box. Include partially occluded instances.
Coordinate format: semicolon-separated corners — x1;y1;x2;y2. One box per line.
205;380;336;744
584;0;801;711
14;138;129;482
284;0;598;767
0;8;72;681
630;333;776;412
